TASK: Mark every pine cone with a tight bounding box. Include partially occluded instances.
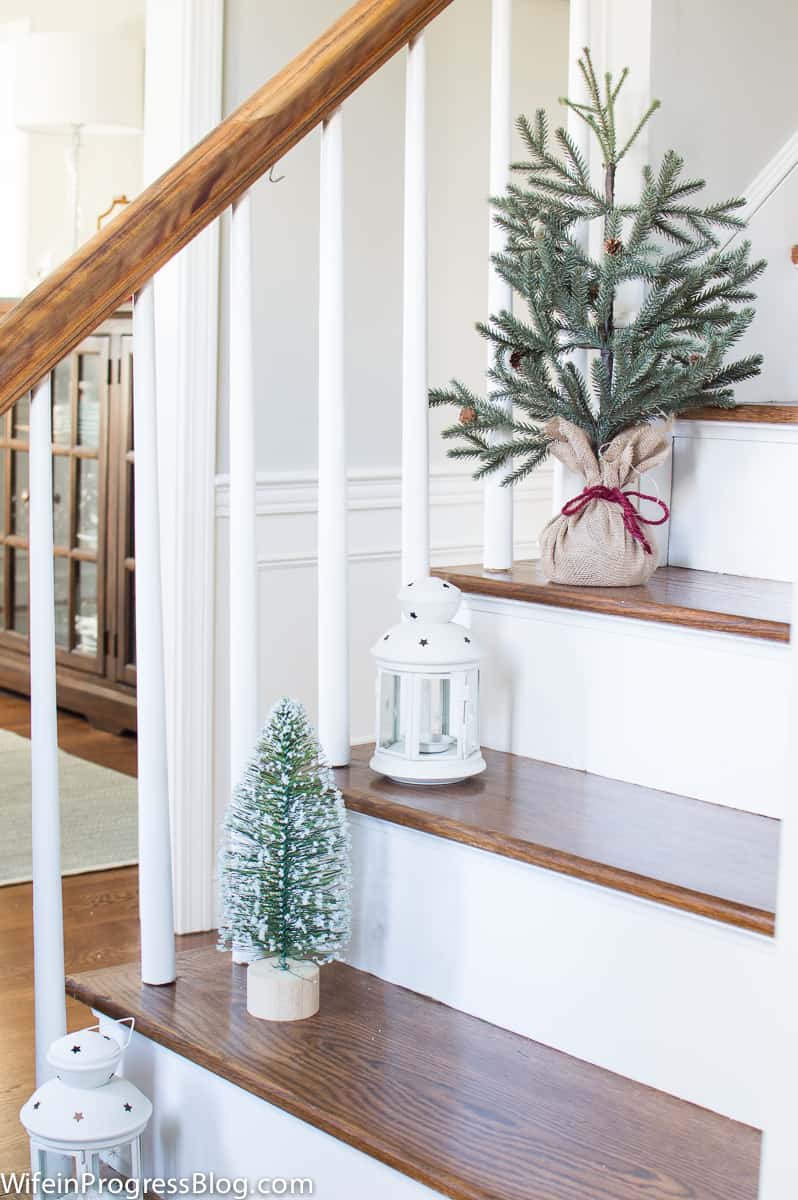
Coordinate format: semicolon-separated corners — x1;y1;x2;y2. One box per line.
588;283;599;302
509;349;527;370
459;406;478;425
689;352;702;365
604;237;623;256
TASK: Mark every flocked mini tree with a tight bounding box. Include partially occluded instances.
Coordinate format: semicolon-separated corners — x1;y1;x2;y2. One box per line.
430;50;766;484
218;698;351;968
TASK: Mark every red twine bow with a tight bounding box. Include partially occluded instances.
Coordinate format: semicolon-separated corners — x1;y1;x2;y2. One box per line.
560;485;670;555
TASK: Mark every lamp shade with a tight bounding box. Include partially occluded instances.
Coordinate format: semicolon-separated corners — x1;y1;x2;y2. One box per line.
14;33;143;135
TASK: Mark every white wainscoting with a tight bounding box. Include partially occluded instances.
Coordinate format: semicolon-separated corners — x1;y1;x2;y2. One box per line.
669;419;798;581
212;463;552;837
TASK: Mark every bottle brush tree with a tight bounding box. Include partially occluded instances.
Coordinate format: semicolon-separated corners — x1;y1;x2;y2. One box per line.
218;698;351;968
429;49;766;485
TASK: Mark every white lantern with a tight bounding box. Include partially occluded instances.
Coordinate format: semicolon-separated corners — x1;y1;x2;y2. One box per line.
20;1021;151;1194
370;577;486;785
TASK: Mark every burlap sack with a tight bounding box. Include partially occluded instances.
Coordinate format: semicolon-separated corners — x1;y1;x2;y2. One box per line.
539;417;672;587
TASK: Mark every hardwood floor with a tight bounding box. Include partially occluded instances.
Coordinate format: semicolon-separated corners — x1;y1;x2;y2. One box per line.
0;689;139;1172
0;689;137;777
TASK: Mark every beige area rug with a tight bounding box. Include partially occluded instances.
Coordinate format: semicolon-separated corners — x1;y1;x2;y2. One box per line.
0;729;138;886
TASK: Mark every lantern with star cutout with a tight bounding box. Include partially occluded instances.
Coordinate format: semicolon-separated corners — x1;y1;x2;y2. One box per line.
20;1021;152;1191
370;577;486;785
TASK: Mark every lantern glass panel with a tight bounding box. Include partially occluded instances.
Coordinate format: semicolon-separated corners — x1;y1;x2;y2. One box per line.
464;669;480;756
418;676;456;756
379;671;404;754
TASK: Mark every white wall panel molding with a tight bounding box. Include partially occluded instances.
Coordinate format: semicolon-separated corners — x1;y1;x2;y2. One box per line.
215;465;551;518
214;466;551;570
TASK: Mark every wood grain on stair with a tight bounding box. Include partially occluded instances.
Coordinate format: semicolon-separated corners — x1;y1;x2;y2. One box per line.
679;404;798;424
0;0;455;415
337;746;777;935
433;561;791;642
67;946;760;1200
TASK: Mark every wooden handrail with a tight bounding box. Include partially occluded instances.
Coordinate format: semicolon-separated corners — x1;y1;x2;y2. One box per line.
0;0;454;416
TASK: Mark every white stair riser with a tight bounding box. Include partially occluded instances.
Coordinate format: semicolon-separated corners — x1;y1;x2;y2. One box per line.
111;1029;445;1199
669;420;798;582
465;593;788;816
347;811;773;1127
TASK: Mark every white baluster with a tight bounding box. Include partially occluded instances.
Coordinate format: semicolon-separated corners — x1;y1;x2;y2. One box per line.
29;373;66;1082
317;108;349;767
758;582;798;1199
552;0;591;513
483;0;514;572
229;191;260;790
401;34;430;585
133;280;176;986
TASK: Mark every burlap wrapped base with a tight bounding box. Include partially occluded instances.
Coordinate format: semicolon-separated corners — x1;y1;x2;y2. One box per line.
540;417;672;587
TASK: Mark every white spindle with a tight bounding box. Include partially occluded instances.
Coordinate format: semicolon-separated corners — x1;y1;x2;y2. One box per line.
229;191;260;790
483;0;514;572
133;280;176;986
551;0;591;513
29;373;66;1082
758;583;798;1199
317;108;350;767
401;35;430;585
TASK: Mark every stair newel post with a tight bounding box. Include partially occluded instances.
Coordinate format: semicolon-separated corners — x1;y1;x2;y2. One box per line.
132;279;176;986
401;34;430;584
28;372;67;1082
317;107;350;767
551;0;591;513
483;0;514;572
229;190;260;792
758;581;798;1199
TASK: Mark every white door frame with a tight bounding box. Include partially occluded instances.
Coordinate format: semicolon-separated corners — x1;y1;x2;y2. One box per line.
143;0;224;932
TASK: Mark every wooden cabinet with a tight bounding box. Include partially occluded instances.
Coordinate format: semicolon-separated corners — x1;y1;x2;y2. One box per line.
0;309;137;732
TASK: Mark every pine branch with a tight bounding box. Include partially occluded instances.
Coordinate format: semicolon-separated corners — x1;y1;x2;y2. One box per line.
429;50;765;483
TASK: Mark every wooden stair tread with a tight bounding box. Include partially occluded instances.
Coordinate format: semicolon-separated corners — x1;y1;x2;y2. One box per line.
337;746;777;935
433;562;791;642
66;947;760;1200
679;404;798;424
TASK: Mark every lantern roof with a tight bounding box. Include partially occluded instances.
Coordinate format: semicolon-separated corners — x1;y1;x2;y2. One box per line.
20;1076;152;1148
372;617;480;667
47;1028;122;1085
398;576;461;623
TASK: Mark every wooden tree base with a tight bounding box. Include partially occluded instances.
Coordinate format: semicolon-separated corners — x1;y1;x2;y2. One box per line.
246;957;320;1022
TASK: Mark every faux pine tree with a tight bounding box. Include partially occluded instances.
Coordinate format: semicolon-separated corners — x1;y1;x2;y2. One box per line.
430;50;766;485
218;699;351;971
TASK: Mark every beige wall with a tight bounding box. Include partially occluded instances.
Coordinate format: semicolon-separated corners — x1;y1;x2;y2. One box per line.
649;0;798;405
218;0;570;477
649;0;798;203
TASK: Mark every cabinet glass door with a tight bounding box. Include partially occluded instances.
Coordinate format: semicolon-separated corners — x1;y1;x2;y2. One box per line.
110;335;136;687
0;336;110;675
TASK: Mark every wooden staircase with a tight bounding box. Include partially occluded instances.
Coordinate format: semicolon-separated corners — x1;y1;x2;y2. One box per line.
67;947;760;1200
338;743;777;934
7;0;798;1194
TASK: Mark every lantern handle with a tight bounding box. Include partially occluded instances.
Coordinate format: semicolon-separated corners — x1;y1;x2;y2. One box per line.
88;1016;136;1049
